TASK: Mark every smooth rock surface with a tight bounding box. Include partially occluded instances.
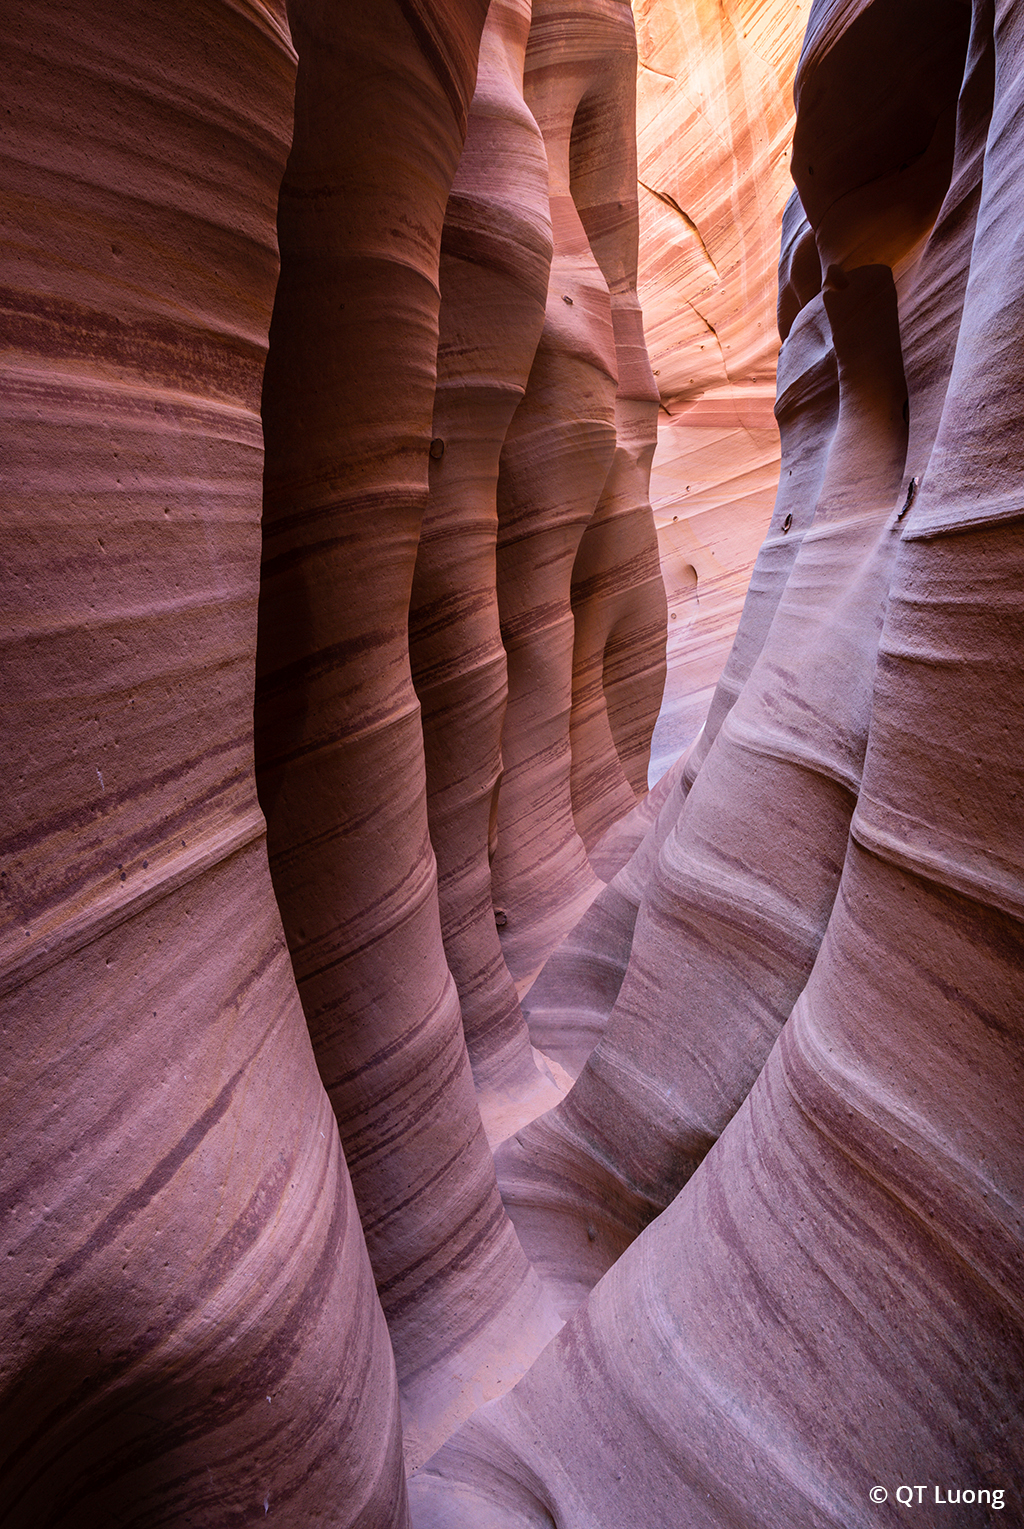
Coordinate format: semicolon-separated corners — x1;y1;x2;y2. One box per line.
8;2;1022;1526
408;0;566;1138
633;0;812;771
490;0;666;991
1;3;408;1523
412;1;1022;1521
254;0;563;1469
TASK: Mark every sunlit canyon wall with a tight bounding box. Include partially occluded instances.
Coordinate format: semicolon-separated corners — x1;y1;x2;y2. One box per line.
2;1;1022;1527
634;0;809;774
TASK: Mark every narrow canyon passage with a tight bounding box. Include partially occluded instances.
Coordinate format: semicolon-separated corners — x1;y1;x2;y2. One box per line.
1;1;1021;1527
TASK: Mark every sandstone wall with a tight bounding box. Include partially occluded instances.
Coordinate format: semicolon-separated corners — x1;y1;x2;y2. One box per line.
1;2;408;1522
5;0;1022;1526
1;0;668;1512
413;0;1023;1521
253;0;572;1470
488;0;666;992
632;0;810;772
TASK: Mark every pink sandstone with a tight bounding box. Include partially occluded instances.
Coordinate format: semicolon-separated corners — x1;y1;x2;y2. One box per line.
3;1;1022;1526
633;0;810;772
1;1;407;1521
412;2;1022;1524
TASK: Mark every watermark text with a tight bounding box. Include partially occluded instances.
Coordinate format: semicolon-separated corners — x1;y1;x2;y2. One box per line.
869;1485;1006;1510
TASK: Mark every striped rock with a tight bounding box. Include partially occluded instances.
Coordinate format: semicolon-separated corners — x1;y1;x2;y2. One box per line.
408;0;566;1138
491;0;665;992
491;0;977;1320
635;0;810;773
254;0;563;1471
411;1;1022;1521
0;1;407;1523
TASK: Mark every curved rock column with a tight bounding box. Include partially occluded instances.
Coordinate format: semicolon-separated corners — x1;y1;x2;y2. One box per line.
564;43;667;846
254;0;560;1467
410;3;1021;1523
493;0;973;1316
497;259;912;1313
0;2;407;1524
689;196;833;781
517;199;838;1081
488;0;629;989
408;0;565;1134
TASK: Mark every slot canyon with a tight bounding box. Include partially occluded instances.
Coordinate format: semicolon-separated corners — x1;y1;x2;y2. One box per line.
1;0;1021;1524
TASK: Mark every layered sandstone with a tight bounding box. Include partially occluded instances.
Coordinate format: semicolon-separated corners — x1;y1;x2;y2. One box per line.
254;0;567;1468
0;2;407;1523
413;1;1022;1523
489;0;666;990
498;0;977;1329
7;1;1022;1526
407;0;566;1140
2;0;671;1500
632;0;810;771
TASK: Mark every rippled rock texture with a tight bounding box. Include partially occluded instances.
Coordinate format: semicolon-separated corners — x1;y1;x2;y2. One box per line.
2;0;665;1515
1;2;409;1523
253;0;572;1472
415;0;1024;1523
487;0;666;990
634;0;811;772
6;0;1023;1526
